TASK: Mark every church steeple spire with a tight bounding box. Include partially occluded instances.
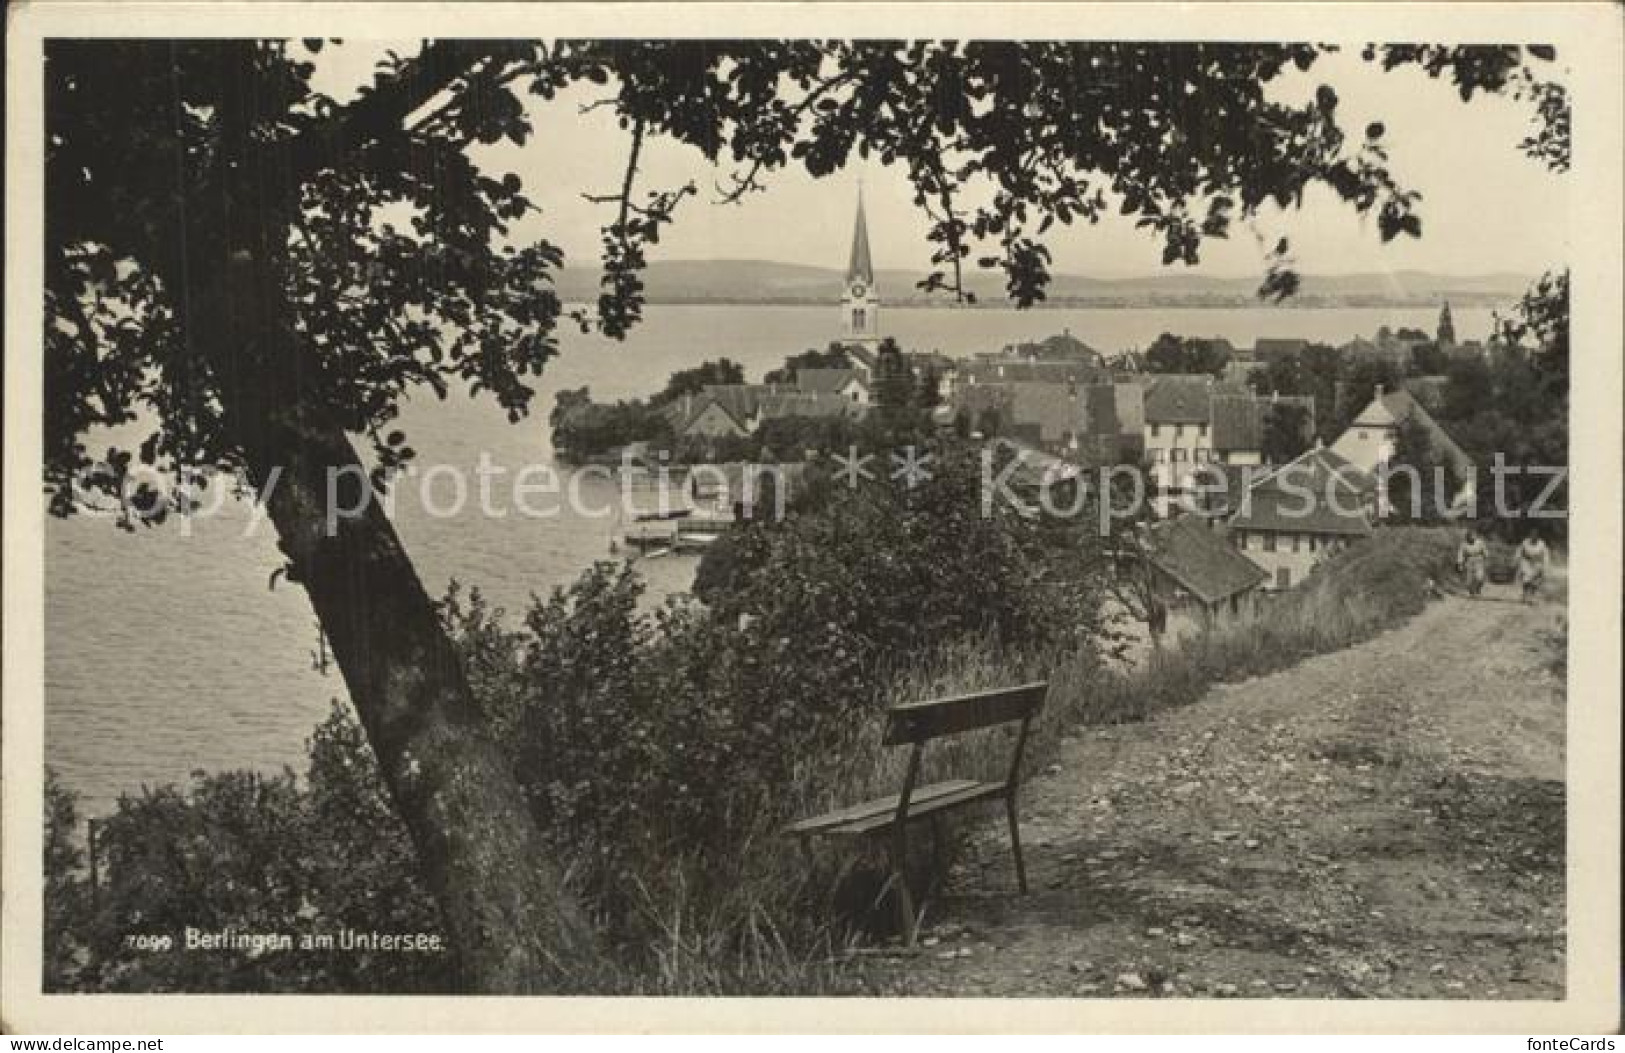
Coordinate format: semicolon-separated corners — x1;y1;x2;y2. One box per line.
840;187;880;343
846;185;875;286
1437;299;1456;347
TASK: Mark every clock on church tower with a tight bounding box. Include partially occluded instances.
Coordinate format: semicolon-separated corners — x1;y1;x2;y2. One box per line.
840;192;879;342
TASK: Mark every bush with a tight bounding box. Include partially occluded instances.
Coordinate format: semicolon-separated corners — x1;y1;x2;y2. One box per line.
44;710;449;994
445;444;1113;951
47;488;1453;993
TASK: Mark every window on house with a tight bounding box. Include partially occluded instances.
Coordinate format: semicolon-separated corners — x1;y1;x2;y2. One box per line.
1233;530;1248;549
1195;448;1211;463
1171;448;1187;463
1150;423;1161;438
1290;534;1301;553
1198;423;1209;437
1174;424;1185;439
852;308;866;330
1308;536;1319;553
1152;449;1166;463
1263;533;1278;553
1358;429;1369;440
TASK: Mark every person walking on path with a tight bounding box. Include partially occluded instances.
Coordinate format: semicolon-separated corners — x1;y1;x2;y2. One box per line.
1516;530;1551;604
1456;529;1489;597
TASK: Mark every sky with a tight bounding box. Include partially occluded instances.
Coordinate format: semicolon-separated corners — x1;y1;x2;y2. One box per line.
312;42;1568;281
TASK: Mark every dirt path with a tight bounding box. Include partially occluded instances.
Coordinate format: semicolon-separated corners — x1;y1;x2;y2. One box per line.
851;584;1567;999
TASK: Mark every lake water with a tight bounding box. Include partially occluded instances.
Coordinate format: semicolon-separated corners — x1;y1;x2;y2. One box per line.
45;302;1497;813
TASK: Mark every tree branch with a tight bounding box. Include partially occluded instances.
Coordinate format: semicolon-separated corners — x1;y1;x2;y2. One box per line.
282;40;518;185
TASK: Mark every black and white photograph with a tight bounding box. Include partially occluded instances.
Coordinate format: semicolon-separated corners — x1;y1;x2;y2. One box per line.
3;0;1620;1034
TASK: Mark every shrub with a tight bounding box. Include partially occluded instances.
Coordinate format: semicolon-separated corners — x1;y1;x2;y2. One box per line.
47;489;1452;993
44;710;449;994
443;445;1113;951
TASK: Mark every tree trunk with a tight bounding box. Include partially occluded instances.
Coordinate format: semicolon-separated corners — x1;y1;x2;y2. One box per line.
239;392;606;993
148;43;606;992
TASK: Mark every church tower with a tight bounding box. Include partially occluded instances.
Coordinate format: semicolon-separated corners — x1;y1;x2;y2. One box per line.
841;189;880;343
1437;300;1456;348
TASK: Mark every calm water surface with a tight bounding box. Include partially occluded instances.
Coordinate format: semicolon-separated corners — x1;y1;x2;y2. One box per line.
45;303;1497;812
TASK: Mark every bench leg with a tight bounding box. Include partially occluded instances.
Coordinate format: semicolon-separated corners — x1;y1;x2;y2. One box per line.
1005;795;1028;895
891;825;917;946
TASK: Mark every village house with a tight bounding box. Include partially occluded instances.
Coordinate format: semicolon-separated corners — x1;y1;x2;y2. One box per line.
1227;444;1377;591
794;367;871;409
666;378;864;441
1144;514;1269;624
664;388;755;439
952;380;1086;454
1075;381;1146;468
1001;329;1106;364
1329;384;1476;515
960;358;1106;389
1142;374;1217;513
756;390;859;426
1140;375;1286;514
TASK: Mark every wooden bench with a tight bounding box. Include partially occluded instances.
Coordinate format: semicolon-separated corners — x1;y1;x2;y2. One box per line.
787;681;1048;944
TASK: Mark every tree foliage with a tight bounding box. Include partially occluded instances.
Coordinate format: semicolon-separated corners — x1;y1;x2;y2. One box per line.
43;37;1570;990
762;343;854;385
46;39;1569;519
1261;401;1314;464
43;712;447;993
1144;333;1232;376
653;358;747;406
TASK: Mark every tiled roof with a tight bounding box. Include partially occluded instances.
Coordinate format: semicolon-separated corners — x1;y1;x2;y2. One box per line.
1148;515;1269;606
696;384;777;426
1143;375;1214;424
1229;446;1376;537
1073;382;1146;466
1210;395;1265;452
954;382;1014;419
1008;331;1104;363
1007;382;1083;446
668;392;751;435
757;391;853;421
1186;462;1266;517
964;360;1104;386
1378;389;1476;477
796;368;864;395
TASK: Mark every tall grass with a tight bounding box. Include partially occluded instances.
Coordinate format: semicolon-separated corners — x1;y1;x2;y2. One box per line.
1062;525;1457;725
628;527;1459;992
51;527;1459;996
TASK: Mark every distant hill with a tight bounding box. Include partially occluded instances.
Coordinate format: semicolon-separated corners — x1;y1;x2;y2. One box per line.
551;259;1534;308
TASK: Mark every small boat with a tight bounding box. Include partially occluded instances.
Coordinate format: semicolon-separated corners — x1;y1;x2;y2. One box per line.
671;532;718;554
623;524;679;551
630;506;694;523
676;515;733;539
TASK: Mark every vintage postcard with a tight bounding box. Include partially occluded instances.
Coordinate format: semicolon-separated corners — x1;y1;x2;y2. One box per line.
3;0;1620;1035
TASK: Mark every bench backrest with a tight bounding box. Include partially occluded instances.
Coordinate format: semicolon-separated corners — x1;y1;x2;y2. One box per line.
882;681;1048;746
